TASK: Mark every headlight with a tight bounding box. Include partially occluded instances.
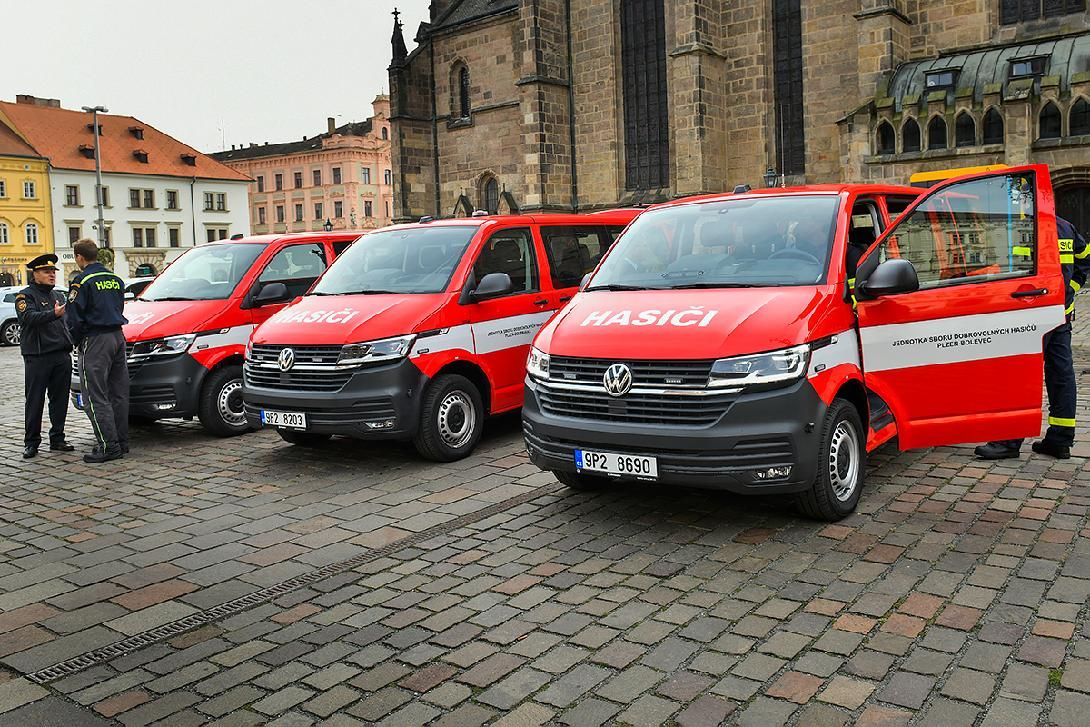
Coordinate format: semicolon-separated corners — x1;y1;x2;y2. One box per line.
708;344;810;388
527;347;550;380
131;334;195;359
245;338;253;358
336;335;415;367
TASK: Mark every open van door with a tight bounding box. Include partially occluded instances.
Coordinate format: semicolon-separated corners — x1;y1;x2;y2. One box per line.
854;164;1065;449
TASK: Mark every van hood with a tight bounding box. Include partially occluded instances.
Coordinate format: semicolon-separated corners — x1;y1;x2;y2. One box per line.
251;293;446;346
123;300;226;342
536;287;837;359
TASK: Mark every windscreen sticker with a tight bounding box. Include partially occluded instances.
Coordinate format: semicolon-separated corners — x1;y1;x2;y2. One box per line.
271;308;360;325
860;306;1065;372
579;308;719;328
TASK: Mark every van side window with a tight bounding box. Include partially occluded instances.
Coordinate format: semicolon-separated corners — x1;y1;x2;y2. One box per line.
885;196;917;221
847;201;882;279
877;173;1036;288
259;243;328;298
541;226;613;288
472;228;538;294
332;240;354;257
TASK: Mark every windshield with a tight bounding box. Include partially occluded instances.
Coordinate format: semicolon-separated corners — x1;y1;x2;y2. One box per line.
311;225;478;295
589;195;841;289
140;243;265;301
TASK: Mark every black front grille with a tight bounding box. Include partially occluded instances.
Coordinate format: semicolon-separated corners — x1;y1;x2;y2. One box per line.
131;385;175;404
537;385;734;426
244;401;396;427
549;357;713;388
249;344;343;367
244;366;351;392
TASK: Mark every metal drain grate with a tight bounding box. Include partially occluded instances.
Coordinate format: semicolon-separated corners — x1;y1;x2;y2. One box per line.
26;482;563;685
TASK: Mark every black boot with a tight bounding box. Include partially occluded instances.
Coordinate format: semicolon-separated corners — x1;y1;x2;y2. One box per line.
49;441;75;452
83;445;124;464
23;445;38;459
1032;440;1071;459
974;442;1021;460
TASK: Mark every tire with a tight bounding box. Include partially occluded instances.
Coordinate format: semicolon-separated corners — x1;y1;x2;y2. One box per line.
413;374;484;462
1;320;19;347
276;429;331;446
554;470;609;491
796;398;866;521
197;365;252;437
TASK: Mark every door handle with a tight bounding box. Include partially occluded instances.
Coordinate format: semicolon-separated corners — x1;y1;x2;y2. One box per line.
532;298;549;306
1011;288;1048;298
559;296;572;303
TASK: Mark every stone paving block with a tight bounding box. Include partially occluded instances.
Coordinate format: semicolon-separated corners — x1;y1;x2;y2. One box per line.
196;685;267;718
877;671;934;710
917;697;981;727
981;696;1044;726
735;696;796;727
493;701;555;727
940;667;995;705
0;677;48;715
535;663;610;707
1051;690;1090;727
1000;662;1049;702
675;694;735;727
616;694;681;727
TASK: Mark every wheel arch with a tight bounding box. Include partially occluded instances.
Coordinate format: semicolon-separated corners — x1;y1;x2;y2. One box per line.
835;378;869;429
433;360;492;414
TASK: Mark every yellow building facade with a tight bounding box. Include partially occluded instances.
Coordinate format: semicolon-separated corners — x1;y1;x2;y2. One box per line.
0;123;52;287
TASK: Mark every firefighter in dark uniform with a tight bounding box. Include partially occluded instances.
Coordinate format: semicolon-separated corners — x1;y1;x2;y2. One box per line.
16;254;76;458
67;239;129;463
976;215;1090;460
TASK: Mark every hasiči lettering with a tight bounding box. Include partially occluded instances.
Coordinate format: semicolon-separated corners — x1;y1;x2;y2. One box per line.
580;308;719;328
273;308;360;325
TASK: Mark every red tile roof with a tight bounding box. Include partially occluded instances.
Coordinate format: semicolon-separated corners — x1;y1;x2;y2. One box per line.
0;101;248;181
0;121;41;159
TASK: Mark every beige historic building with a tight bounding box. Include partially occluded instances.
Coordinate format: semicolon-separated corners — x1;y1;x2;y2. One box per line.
390;0;1090;230
211;96;394;234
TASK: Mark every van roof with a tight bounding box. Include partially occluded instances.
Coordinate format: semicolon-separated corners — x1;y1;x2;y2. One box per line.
651;183;922;210
199;231;367;246
387;210;642;230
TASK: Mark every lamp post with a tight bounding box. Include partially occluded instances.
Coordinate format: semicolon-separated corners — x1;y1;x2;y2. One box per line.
82;105;109;247
323;218;333;232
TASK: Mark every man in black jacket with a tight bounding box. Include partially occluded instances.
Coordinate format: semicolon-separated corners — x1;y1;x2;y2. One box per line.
16;254;75;458
67;240;129;464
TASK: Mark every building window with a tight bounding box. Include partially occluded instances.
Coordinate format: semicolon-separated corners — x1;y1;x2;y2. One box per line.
215;193;226;211
361;167;371;184
386;201;390;218
955;112;976;147
169;227;180;247
204;192;214;211
144;190;155;208
384;169;391;185
925;70;958;91
23;181;36;199
256;175;265;193
1010;56;1048;79
0;222;7;244
621;0;670;189
133;228;143;247
25;223;38;244
313;169;322;186
65;185;80;206
258;207;266;225
97;186;109;207
295;203;304;222
983;108;1005;144
275;173;283;191
131;189;154;209
364;200;373;217
927;116;948;150
294;171;303;188
332;167;342;185
68;226;80;244
314;202;323;220
129;189;140;208
1040;102;1062;139
166;190;179;210
1001;0;1084;25
206;228;228;243
483;177;499;214
145;227;157;248
772;0;805;176
0;180;6;197
334;201;343;218
454;64;471;119
276;205;285;223
381;127;388;140
1071;98;1090;136
875;122;895;155
902;118;921;153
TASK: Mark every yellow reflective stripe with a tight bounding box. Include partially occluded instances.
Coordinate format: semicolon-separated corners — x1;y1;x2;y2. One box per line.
1061;254;1074;264
1072;280;1082;292
1076;246;1090;259
1048;416;1076;428
1065;302;1075;315
1012;246;1033;257
1059;238;1074;253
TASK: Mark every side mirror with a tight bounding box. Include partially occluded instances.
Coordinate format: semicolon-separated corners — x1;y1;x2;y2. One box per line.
253;282;290;306
579;273;592;291
857;259;919;299
471;273;513;302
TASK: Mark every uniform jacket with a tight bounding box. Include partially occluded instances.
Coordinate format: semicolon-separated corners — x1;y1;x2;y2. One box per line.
15;283;73;357
66;262;127;345
1057;216;1090;321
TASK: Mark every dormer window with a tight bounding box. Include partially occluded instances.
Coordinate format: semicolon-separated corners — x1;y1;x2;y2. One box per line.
86;123;103;134
925;70;958;91
180;153;197;166
133;150;149;163
79;144;96;159
1009;56;1048;79
129;126;145;140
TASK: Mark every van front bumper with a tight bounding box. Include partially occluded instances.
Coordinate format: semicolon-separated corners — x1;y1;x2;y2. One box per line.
71;353;205;419
522;376;827;494
242;358;428;439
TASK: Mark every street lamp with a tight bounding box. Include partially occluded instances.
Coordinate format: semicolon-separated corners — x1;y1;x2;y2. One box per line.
763;167;778;189
323;218;333;232
81;106;109;247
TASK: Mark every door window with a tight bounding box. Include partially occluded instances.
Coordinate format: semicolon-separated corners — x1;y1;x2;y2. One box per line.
332;240;355;257
472;228;537;294
541;226;617;288
874;172;1036;288
847;200;882;279
258;243;328;298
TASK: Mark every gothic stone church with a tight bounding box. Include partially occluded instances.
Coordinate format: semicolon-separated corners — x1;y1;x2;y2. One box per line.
389;0;1090;231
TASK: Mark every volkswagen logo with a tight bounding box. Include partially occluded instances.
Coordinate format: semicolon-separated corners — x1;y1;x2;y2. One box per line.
277;348;295;372
602;363;632;397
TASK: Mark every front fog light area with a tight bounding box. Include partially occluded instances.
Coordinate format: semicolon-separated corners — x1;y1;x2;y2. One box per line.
754;465;793;481
366;419;396;430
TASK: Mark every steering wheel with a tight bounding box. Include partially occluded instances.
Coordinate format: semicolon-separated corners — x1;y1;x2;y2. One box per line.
769;248;820;265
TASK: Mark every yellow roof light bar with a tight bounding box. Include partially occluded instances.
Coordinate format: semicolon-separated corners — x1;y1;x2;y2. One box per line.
908;164;1008;188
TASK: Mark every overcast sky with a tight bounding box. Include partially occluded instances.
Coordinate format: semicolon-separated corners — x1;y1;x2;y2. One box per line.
2;0;431;154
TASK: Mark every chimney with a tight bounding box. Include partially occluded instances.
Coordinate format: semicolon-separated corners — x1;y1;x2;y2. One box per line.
231;144;236;150
16;94;61;108
327;117;336;134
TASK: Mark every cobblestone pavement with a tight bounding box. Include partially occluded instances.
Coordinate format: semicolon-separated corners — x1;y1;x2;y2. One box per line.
0;305;1089;726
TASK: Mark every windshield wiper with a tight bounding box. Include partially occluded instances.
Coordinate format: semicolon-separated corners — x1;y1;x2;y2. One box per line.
668;282;760;290
144;296;196;301
322;289;401;295
584;284;659;292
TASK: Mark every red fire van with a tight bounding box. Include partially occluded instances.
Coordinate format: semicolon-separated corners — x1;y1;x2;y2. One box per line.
72;232;361;436
523;166;1066;520
242;211;639;460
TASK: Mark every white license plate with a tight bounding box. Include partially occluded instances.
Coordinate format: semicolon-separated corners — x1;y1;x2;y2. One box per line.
261;410;307;429
575;449;658;479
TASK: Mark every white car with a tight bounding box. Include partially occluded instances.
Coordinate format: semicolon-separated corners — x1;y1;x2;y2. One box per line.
0;286;21;346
